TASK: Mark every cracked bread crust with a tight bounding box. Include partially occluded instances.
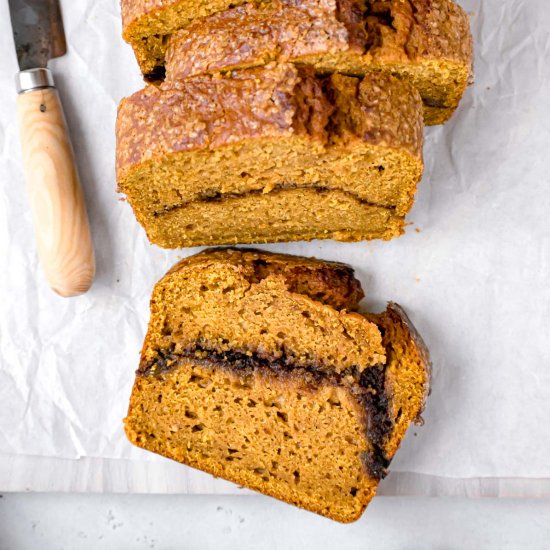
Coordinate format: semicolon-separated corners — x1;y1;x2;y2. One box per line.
116;63;423;196
165;0;472;124
116;64;327;181
165;247;366;311
166;0;472;76
121;0;470;68
121;0;472;123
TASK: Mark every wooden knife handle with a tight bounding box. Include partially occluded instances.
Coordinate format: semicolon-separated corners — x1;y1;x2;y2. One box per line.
16;87;95;297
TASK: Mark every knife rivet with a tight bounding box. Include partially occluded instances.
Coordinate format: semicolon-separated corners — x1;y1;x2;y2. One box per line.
40;104;46;113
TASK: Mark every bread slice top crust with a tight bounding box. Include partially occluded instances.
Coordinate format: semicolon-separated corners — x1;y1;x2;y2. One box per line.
121;0;471;76
165;247;366;311
116;63;422;176
121;0;472;124
164;0;472;124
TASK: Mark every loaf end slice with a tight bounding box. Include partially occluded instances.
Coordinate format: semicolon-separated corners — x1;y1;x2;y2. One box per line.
124;249;430;522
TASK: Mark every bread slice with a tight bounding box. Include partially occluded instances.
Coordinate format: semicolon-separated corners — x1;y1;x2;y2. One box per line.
121;0;472;125
124;248;431;523
116;63;423;248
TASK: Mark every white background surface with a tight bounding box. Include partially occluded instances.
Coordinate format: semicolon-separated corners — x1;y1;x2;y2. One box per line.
1;494;550;549
0;0;549;499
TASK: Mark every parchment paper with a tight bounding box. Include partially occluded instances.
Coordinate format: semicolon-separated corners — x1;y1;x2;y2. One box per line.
1;0;549;494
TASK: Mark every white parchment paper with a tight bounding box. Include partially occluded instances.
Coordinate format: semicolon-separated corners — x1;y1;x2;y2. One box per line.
1;0;549;493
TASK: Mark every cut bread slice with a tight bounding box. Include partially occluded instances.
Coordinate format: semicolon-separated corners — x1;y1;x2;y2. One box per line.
121;0;472;125
116;64;423;248
124;248;431;523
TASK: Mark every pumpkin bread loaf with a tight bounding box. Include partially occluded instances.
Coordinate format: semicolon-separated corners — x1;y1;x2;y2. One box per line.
124;248;431;523
116;63;424;248
121;0;473;124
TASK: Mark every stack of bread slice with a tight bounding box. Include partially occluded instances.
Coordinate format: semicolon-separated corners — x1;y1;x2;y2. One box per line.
124;248;431;522
117;0;472;248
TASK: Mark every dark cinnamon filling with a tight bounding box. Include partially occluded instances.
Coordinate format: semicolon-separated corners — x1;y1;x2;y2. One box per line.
152;186;398;217
139;343;393;479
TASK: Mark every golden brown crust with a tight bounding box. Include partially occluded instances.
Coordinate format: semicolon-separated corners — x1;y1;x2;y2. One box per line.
116;63;423;182
121;0;164;29
329;71;423;159
116;64;310;180
120;0;242;29
164;1;352;78
400;0;472;67
121;0;472;123
166;0;472;76
122;0;471;68
120;0;255;79
166;247;366;311
365;302;431;458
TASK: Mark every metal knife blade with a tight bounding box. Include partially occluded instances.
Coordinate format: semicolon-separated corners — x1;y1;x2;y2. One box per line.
8;0;67;71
